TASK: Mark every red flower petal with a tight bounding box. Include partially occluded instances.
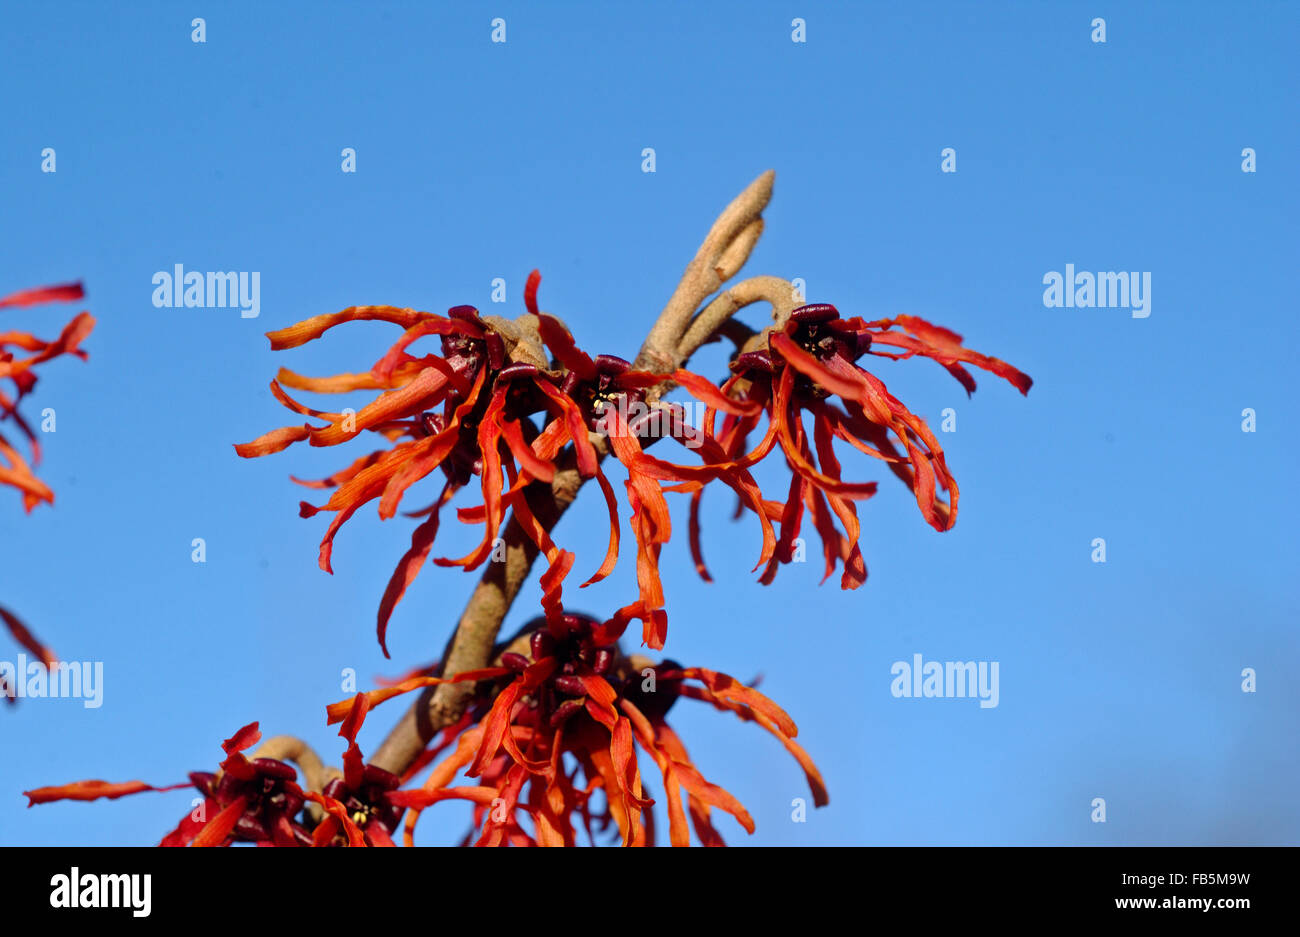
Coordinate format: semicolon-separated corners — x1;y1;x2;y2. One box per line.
524;269;542;315
536;313;597;382
232;423;312;458
0;282;84;308
500;418;556;483
325;668;510;723
375;483;455;657
1;605;56;667
222;722;262;755
23;779;186;807
867;314;1033;396
676;668;798;737
306;791;369;847
265;306;437;350
192;795;249;847
579;467;620;587
534;379;599;477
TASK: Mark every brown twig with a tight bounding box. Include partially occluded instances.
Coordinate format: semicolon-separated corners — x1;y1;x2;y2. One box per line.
633;170;774;372
677;274;799;362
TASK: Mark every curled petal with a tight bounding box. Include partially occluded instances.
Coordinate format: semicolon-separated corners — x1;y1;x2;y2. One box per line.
1;605;56;667
0;282;84;308
524;269;542;315
534;381;599;478
675;668;798;738
500;418;556;483
325;668;510;724
536;313;597;382
578;467;620;587
306;792;369;847
376;483;455;656
23;779;187;807
372;318;477;383
388;786;501;810
275;366;403;394
1;313;95;381
266;306;435;350
233;423;313;458
222;722;262;755
671;369;761;418
309;365;456;448
467;679;526;778
866;315;1033;396
337;692;371;790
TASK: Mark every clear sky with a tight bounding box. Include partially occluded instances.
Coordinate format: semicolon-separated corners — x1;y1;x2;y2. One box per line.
2;1;1296;846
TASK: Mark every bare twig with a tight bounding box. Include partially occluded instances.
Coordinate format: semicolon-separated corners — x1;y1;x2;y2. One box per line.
633;170;774;372
677;275;799;363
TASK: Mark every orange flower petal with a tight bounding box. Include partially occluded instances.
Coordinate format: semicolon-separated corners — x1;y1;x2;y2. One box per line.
677;668;798;737
22;779;186;807
1;604;56;667
265;306;435;350
233;423;313;458
192;795;249;847
375;483;455;657
325;668;510;724
536;313;597;382
0;282;84;308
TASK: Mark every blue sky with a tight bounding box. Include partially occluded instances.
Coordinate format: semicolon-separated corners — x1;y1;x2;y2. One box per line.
2;0;1296;846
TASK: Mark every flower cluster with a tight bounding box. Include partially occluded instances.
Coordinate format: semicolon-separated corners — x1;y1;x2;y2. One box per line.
690;303;1032;588
27;612;824;847
343;611;827;846
23;720;404;847
28;259;1030;845
0;282;95;511
235;272;771;653
2;282;94;686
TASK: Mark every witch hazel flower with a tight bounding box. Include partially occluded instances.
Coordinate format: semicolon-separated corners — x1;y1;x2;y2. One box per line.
236;271;773;653
529;282;776;650
236;298;558;653
1;281;94;686
0;282;94;511
687;302;1031;588
17;172;1038;850
326;611;827;847
23;717;407;848
22;609;825;849
23;722;305;846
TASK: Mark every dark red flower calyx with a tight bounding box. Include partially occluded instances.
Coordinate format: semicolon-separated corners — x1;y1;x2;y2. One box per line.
504;614;620;731
195;757;313;846
771;304;872;396
441;305;506;383
320;764;403;840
